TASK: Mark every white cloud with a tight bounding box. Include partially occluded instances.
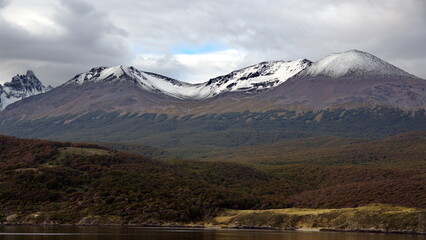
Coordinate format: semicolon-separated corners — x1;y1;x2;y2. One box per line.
135;49;247;83
2;0;63;35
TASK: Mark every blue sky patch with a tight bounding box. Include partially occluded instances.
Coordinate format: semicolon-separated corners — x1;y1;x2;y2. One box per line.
172;43;228;55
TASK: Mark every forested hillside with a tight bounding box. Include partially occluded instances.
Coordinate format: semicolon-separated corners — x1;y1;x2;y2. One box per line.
0;134;425;225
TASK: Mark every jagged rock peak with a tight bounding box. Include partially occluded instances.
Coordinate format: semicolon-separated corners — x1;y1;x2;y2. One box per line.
0;70;49;111
5;70;46;93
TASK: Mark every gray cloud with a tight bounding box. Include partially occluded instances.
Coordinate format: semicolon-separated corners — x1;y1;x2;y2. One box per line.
0;0;132;85
0;0;425;86
136;55;187;80
0;0;10;8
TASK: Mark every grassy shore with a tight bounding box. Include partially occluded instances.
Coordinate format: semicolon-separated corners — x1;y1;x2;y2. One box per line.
210;204;426;234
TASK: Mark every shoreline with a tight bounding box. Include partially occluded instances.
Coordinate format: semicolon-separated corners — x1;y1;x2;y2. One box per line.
1;223;425;235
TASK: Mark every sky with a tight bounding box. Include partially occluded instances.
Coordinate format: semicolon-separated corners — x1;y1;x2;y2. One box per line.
0;0;425;86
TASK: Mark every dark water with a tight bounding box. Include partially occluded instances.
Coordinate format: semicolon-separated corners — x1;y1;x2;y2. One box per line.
0;226;425;240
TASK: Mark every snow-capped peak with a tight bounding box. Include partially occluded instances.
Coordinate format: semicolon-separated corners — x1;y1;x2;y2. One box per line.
65;59;311;99
66;65;206;99
302;50;415;78
0;70;50;110
69;66;127;85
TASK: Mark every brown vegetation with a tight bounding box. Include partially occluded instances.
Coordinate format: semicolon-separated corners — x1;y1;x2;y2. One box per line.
0;133;425;225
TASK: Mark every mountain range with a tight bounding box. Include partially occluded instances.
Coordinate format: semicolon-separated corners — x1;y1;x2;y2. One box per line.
0;50;425;150
66;58;311;100
1;50;425;117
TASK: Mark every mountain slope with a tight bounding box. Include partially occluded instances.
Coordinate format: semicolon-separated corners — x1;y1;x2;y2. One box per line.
0;80;186;120
0;70;50;111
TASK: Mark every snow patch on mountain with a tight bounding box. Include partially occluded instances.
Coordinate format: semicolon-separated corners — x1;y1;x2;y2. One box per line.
66;59;311;99
302;50;416;78
203;59;312;97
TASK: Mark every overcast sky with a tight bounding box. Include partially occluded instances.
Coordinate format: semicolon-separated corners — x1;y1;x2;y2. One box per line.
0;0;425;86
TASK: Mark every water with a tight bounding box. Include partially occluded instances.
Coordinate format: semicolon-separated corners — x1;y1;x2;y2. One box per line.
0;226;424;240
